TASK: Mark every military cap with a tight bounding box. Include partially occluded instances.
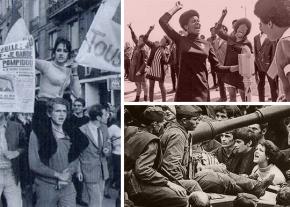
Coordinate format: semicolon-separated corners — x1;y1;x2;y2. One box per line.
179;10;199;30
176;105;202;119
143;106;165;123
161;106;176;115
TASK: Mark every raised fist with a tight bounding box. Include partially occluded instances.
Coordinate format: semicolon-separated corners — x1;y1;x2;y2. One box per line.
175;1;183;9
222;8;227;16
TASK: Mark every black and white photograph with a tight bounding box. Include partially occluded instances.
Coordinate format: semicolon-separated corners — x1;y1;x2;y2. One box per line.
0;0;121;207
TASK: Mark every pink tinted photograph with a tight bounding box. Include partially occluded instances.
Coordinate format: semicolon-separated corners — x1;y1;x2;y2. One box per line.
124;0;290;102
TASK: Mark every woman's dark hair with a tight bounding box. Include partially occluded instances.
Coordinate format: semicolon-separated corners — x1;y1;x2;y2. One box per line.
233;18;252;37
254;0;290;27
258;139;280;164
51;37;72;60
179;10;199;30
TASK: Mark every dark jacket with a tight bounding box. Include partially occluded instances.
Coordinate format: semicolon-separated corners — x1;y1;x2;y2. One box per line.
37;119;89;166
160;122;189;181
227;148;255;175
254;34;275;73
128;29;147;82
159;13;231;101
216;24;253;89
5;120;26;184
125;128;167;196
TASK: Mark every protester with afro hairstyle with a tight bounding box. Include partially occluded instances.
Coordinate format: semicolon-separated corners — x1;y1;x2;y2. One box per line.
214;8;253;102
159;1;239;102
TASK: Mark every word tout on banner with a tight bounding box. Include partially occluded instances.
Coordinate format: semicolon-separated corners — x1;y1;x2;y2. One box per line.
76;0;121;73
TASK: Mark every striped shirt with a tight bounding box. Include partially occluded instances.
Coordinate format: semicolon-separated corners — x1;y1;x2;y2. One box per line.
147;47;165;81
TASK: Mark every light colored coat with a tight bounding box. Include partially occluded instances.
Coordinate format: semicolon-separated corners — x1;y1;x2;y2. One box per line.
79;123;109;183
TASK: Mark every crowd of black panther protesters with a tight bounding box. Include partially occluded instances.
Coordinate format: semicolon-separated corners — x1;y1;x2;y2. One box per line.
125;105;290;207
0;35;121;207
125;0;290;102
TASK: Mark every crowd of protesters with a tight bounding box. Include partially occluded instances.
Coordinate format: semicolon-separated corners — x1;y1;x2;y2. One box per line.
125;0;290;102
125;105;290;206
0;36;120;207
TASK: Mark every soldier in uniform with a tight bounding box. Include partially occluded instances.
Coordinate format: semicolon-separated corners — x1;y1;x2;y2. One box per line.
125;106;189;207
160;106;203;194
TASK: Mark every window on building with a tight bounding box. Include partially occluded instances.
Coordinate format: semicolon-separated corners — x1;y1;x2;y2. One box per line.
85;67;92;76
32;0;39;18
68;20;79;50
49;0;57;5
35;39;39;58
49;30;57;50
0;29;2;45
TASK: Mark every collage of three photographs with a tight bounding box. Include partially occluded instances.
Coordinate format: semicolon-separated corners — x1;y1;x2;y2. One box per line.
0;0;289;206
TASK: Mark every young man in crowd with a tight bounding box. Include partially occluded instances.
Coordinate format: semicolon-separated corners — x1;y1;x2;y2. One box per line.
0;113;25;207
214;105;242;121
230;127;256;175
254;0;290;101
29;98;88;207
213;130;236;169
254;23;278;102
66;98;89;129
78;104;111;207
65;98;89;206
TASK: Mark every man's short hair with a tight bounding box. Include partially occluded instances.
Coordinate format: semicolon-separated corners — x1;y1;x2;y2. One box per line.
74;98;85;107
232;127;255;146
254;0;290;27
214;105;242;118
46;98;70;114
88;104;103;121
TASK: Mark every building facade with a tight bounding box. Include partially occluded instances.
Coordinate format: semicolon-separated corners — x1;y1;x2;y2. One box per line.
0;0;121;107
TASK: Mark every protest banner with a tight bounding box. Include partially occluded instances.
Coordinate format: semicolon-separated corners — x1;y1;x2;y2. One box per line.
76;0;121;73
0;39;35;112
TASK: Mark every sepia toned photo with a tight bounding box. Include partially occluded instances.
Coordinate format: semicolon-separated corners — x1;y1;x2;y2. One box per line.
125;105;290;206
124;0;290;102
